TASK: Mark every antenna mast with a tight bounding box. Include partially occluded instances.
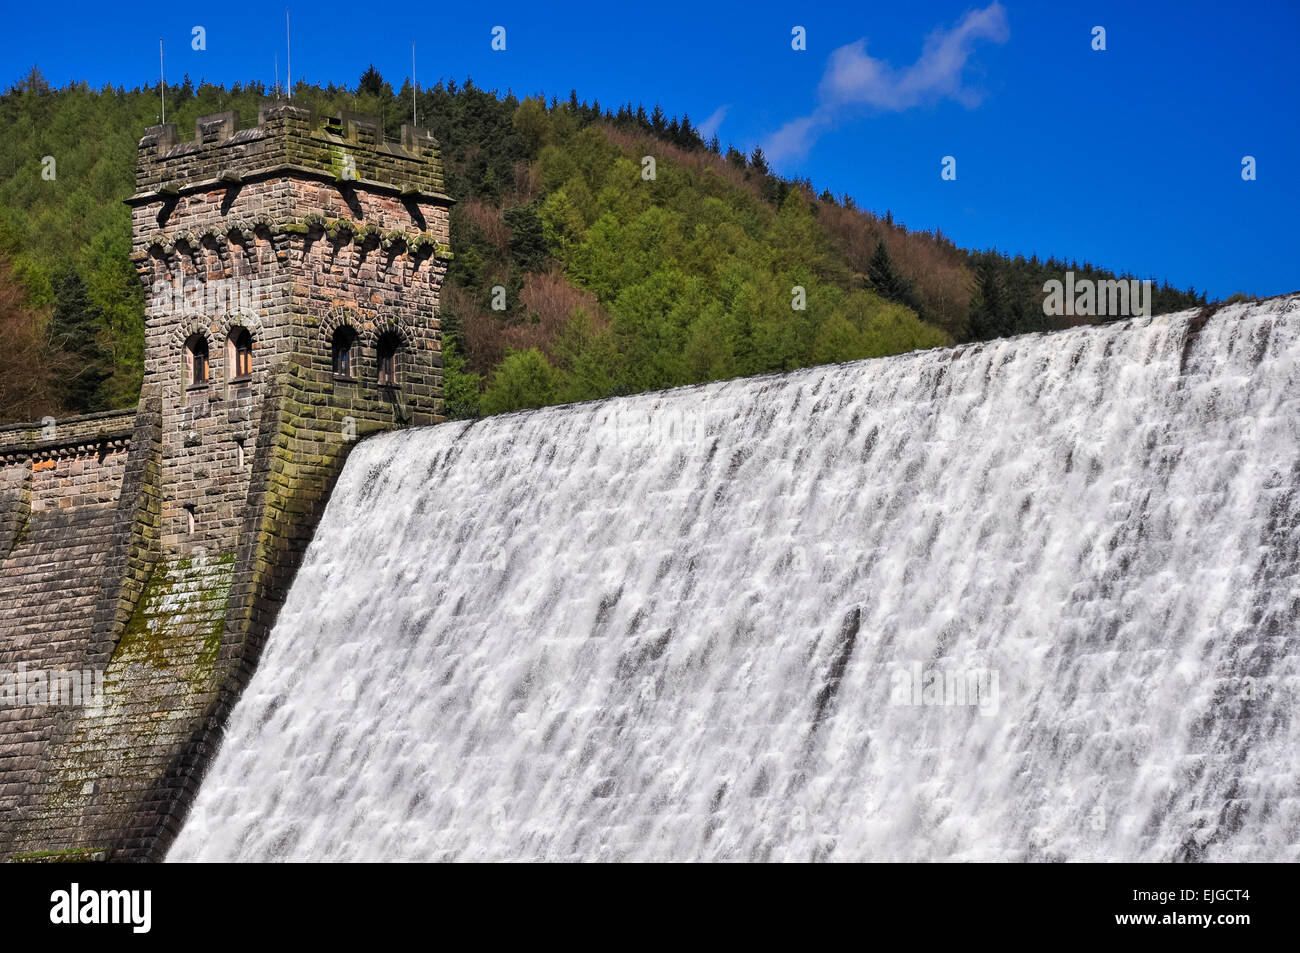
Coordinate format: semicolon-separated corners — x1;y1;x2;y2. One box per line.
412;41;417;125
286;9;292;99
159;38;165;123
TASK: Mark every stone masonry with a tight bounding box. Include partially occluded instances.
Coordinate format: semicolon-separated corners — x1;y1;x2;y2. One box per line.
0;102;452;861
0;410;137;862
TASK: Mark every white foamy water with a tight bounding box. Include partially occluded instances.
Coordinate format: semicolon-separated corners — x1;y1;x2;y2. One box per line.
171;297;1300;862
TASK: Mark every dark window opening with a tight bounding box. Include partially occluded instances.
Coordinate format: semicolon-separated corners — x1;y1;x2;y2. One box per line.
229;327;253;379
332;327;358;379
185;334;210;388
376;332;402;388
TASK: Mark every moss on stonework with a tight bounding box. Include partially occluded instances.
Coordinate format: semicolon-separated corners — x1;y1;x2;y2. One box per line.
195;575;231;677
10;846;108;863
115;552;236;686
9;503;30;551
327;146;354;182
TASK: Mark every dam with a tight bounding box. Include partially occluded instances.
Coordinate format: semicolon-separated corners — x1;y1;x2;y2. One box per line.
169;296;1300;862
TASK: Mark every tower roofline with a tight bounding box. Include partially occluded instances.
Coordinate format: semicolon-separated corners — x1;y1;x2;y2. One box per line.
127;102;452;206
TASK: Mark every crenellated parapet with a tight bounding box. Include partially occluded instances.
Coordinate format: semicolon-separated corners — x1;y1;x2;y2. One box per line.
129;102;449;203
127;105;454;289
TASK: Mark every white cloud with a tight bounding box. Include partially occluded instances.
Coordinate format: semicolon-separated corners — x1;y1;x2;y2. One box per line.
766;3;1010;162
763;115;823;165
697;105;729;140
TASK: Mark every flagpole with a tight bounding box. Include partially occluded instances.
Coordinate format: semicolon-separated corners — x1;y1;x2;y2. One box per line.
286;9;292;99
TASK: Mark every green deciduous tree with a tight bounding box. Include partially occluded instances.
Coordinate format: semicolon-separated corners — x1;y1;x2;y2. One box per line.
441;339;482;419
481;348;560;414
554;309;619;402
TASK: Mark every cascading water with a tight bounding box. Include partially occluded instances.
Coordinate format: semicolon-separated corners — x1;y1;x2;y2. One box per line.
170;298;1300;862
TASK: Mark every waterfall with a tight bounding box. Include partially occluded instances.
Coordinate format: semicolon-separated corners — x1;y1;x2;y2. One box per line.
170;297;1300;862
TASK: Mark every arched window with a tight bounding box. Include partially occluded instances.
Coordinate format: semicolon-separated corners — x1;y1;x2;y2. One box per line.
332;326;358;379
227;327;253;380
185;334;210;388
376;331;402;388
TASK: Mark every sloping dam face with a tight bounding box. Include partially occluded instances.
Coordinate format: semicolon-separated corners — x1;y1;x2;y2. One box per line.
170;298;1300;862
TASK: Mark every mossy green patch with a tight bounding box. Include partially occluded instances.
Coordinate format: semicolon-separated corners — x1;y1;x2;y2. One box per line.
10;513;29;550
115;553;236;684
10;846;108;863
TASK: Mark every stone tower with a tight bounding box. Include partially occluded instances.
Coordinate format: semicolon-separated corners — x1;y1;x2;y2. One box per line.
0;103;452;861
132;102;451;555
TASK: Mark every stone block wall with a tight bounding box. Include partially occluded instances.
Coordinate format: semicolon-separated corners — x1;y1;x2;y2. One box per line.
131;101;449;556
0;410;138;859
0;101;451;860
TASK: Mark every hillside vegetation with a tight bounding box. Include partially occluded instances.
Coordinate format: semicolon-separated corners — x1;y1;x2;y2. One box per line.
0;67;1208;424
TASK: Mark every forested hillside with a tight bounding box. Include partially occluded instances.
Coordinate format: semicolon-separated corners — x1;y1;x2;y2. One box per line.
0;66;1208;424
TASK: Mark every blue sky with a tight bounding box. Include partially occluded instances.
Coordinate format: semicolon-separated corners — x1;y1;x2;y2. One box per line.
8;0;1298;298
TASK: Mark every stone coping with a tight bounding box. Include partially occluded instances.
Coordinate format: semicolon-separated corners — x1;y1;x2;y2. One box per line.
0;409;137;463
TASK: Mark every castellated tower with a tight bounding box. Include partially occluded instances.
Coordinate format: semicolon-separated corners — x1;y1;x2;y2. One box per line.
0;103;451;862
132;102;451;555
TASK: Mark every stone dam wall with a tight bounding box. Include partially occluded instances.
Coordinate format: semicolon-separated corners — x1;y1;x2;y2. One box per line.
0;356;430;864
0;101;450;861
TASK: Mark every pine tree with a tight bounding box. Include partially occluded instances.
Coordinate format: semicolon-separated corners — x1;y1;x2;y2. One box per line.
504;205;548;271
358;65;384;97
867;241;906;302
749;147;769;175
47;270;110;413
678;113;696;147
968;255;1012;341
